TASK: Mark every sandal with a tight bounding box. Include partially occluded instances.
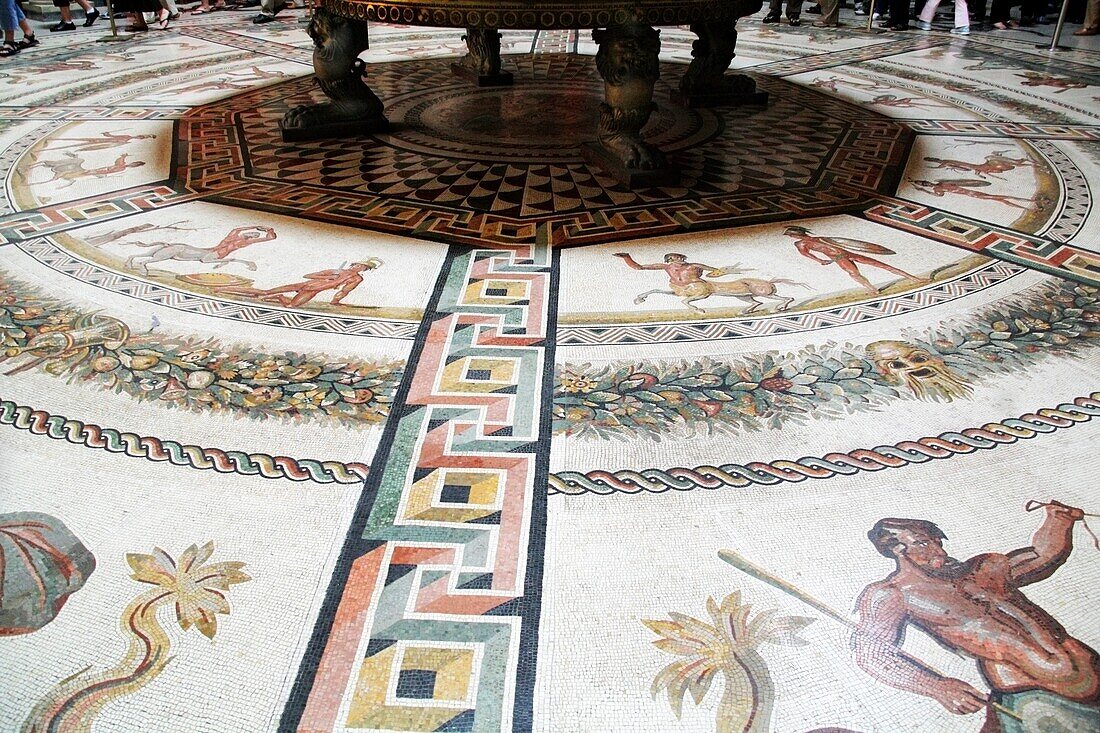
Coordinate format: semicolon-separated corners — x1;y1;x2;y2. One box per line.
17;34;39;49
0;41;19;57
157;13;171;28
190;5;211;12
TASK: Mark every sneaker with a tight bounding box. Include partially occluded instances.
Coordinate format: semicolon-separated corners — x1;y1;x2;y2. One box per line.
251;12;275;22
855;7;867;15
82;7;100;26
915;19;932;29
762;11;781;23
788;15;801;25
950;25;970;34
49;20;77;31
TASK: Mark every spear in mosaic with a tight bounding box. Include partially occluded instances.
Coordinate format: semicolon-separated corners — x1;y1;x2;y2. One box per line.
718;548;1024;723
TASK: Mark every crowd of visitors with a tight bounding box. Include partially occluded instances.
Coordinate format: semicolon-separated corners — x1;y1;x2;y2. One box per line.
1;0;1096;57
801;0;1098;32
1;0;297;55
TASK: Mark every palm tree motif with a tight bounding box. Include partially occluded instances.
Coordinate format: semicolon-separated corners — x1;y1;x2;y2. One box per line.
23;541;250;733
643;591;813;733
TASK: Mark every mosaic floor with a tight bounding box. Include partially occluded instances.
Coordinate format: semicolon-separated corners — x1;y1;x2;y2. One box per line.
1;8;1098;733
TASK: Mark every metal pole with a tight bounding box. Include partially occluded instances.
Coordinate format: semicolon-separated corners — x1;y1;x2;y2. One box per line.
97;0;135;42
1039;0;1073;51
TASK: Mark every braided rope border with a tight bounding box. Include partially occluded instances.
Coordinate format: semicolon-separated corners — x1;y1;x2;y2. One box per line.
0;399;368;484
549;393;1100;496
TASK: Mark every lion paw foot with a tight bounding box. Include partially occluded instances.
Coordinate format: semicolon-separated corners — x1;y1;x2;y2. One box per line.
602;135;665;171
457;54;495;77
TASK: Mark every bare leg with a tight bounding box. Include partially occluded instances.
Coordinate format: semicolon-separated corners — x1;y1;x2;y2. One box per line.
678;21;766;107
280;9;387;141
452;27;513;86
681;296;708;313
585;23;676;183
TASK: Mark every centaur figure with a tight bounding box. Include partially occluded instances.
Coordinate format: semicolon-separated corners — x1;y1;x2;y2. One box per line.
125;226;277;275
613;252;807;315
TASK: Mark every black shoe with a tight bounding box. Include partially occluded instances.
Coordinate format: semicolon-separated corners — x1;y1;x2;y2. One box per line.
762;11;781;23
49;20;77;31
17;33;39;48
807;4;822;12
82;7;100;26
788;14;801;25
251;12;275;22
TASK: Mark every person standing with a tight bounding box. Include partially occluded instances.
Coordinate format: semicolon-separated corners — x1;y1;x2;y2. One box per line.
48;0;100;32
762;0;803;26
1075;0;1099;34
0;0;37;56
916;0;971;33
251;0;285;24
878;0;912;29
811;0;841;26
112;0;169;31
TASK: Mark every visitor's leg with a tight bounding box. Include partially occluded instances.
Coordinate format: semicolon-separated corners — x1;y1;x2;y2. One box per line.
954;0;970;27
280;9;387;141
918;0;940;22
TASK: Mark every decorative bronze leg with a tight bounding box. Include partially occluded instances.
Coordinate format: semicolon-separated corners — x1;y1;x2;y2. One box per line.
280;8;388;142
582;23;679;187
451;27;514;86
676;21;768;108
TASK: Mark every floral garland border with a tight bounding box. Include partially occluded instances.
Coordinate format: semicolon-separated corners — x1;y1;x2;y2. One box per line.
0;398;368;484
548;392;1100;495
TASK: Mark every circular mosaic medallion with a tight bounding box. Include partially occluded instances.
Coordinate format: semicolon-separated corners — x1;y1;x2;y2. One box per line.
180;53;916;246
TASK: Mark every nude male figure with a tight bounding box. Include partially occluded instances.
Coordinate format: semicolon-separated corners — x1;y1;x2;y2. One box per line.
48;132;157;153
852;504;1099;731
783;226;928;294
923;151;1035;180
38;152;145;189
253;261;378;308
613;251;720;287
910;178;1038;211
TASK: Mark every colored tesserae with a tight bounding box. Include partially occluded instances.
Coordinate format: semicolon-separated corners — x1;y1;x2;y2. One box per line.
0;1;1098;732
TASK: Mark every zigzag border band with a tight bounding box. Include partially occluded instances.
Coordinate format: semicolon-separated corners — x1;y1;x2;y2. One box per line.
548;393;1100;495
0;398;369;484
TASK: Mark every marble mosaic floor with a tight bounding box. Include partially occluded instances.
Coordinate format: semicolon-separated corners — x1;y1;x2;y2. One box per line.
1;8;1098;733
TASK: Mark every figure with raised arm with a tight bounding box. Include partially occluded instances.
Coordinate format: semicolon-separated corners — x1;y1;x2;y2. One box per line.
852;503;1099;732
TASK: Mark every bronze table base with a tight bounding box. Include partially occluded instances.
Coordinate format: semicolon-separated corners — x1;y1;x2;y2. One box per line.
279;0;764;187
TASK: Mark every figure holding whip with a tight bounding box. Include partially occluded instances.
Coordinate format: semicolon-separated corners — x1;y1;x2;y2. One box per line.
721;499;1099;731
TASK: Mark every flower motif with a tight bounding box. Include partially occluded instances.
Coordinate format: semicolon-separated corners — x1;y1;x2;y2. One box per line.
159;376;188;401
127;541;250;639
243;385;282;406
180;349;213;364
559;373;598;394
344;388;375;404
289;364;323;381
